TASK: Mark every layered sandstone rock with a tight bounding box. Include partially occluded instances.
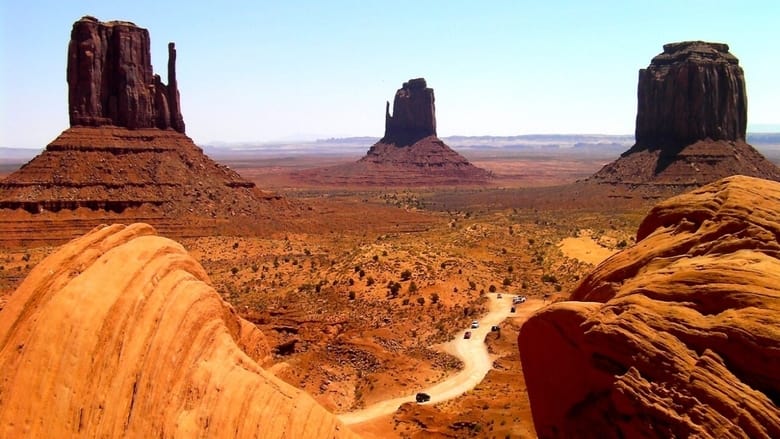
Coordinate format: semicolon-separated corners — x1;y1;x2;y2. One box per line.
68;16;184;132
589;41;780;187
0;17;297;244
0;223;358;438
519;175;780;438
292;78;490;186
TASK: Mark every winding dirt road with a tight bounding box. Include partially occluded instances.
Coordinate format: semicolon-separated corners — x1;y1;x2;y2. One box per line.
338;294;544;425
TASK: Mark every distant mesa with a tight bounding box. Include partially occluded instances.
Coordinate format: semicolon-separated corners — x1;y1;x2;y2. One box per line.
292;78;491;186
519;175;780;438
0;223;358;438
589;41;780;187
0;16;294;245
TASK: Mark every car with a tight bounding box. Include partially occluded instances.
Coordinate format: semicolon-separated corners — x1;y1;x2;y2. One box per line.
464;331;472;339
471;320;479;329
513;295;527;304
491;325;500;331
510;306;516;313
497;293;502;299
416;392;431;403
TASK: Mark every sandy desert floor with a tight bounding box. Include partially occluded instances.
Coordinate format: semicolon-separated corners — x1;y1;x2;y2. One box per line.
0;154;651;437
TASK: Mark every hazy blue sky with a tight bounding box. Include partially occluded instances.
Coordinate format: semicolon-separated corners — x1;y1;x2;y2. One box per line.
2;1;778;148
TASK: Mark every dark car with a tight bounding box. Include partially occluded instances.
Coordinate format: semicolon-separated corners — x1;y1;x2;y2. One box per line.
510;306;516;313
416;392;431;403
491;325;500;331
464;331;472;339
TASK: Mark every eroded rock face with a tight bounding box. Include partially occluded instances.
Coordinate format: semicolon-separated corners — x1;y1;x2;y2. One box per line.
383;78;437;147
0;223;359;438
588;41;780;187
636;41;746;148
67;16;185;132
519;176;780;438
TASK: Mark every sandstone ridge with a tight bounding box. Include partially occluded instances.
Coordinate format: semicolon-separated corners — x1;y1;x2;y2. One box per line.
589;41;780;187
0;223;359;438
519;175;780;438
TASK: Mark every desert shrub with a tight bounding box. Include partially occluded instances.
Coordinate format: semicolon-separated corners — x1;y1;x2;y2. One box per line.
488;284;497;293
230;267;239;276
366;276;375;286
617;239;628;249
354;265;361;273
469;280;476;290
251;264;259;273
373;255;379;262
232;242;239;250
358;269;365;279
409;281;418;293
542;273;558;284
348;278;355;286
349;291;356;300
502;277;511;286
388;282;401;296
507;266;513;273
431;292;439;304
400;269;412;281
304;248;311;255
501;248;507;254
402;298;410;305
382;250;388;257
417;297;425;306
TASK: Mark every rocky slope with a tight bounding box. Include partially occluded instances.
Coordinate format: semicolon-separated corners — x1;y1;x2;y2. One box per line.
0;223;358;438
519;175;780;438
292;78;491;186
589;41;780;187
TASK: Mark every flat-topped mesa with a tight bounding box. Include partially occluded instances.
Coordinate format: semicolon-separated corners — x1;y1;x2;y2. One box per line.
67;16;185;133
382;78;437;146
635;41;745;149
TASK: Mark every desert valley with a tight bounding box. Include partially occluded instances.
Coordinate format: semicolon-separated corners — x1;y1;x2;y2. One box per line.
0;15;778;439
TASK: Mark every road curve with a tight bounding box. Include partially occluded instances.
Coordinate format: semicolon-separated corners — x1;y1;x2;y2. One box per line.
338;294;545;425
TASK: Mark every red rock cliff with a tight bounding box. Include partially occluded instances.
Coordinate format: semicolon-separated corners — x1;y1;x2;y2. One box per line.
382;78;437;147
67;16;185;133
519;175;780;438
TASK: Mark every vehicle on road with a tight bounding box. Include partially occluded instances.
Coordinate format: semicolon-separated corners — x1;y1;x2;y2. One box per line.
497;293;502;298
513;295;527;304
510;306;516;313
416;392;431;403
491;325;500;331
464;331;472;339
471;320;479;329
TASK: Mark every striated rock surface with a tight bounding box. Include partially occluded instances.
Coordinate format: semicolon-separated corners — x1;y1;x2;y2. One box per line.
68;16;185;132
589;41;780;187
0;223;359;438
519;175;780;438
292;78;490;186
382;78;437;147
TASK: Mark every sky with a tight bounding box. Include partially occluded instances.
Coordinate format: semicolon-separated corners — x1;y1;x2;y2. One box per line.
1;1;779;148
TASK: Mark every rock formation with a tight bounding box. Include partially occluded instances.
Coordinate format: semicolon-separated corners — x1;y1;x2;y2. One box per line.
382;78;437;146
292;78;491;186
68;16;184;132
589;41;780;187
0;223;359;438
519;175;780;438
0;17;297;245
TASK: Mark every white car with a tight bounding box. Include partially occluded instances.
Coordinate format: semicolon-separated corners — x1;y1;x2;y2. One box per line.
513;296;527;304
471;320;479;329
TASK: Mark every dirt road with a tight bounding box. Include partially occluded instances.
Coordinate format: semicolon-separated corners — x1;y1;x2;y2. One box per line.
338;294;544;425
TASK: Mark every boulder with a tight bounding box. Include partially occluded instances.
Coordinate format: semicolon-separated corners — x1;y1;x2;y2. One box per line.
0;223;359;438
519;175;780;438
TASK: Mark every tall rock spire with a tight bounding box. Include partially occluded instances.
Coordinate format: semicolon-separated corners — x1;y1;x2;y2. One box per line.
382;78;437;146
66;16;185;133
634;41;746;149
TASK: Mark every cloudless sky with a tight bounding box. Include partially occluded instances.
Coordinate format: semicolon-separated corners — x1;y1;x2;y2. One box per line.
1;1;778;148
